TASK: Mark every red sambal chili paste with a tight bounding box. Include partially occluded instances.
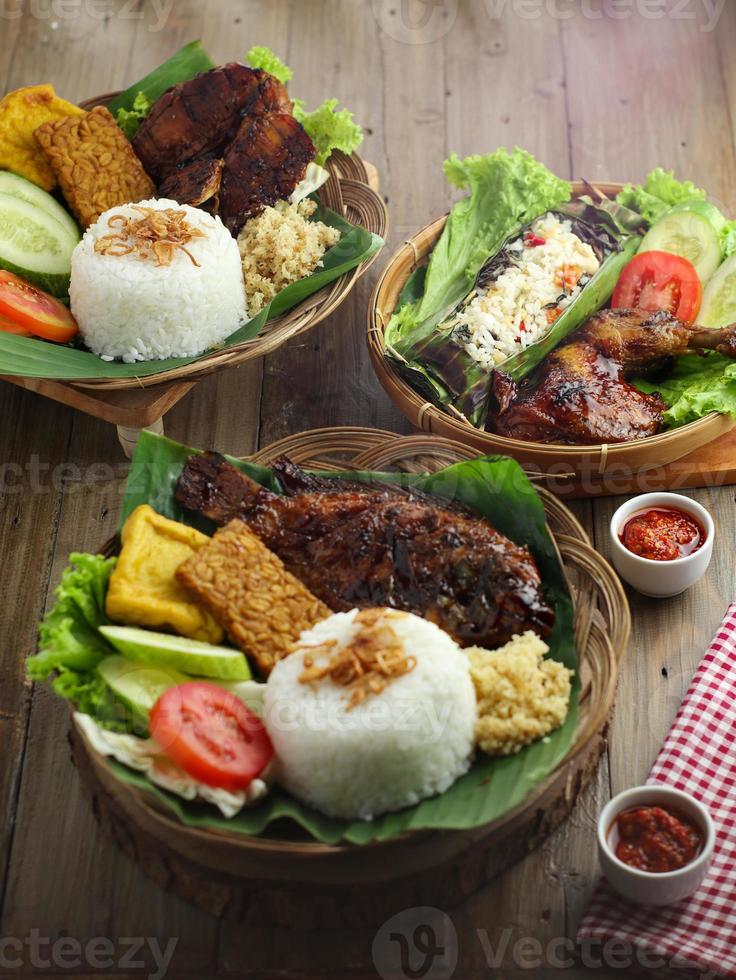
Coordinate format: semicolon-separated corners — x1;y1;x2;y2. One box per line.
620;506;705;562
611;805;703;873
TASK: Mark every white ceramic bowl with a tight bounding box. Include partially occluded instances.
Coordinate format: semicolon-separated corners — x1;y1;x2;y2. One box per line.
609;492;714;598
597;785;715;907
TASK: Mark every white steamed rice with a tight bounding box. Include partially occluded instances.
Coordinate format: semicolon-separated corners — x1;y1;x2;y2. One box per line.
264;608;477;820
70;199;248;363
453;212;600;368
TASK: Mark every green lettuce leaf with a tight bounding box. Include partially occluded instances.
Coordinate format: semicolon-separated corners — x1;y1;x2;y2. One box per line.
244;46;362;165
293;98;363;167
617;167;736;258
29;552;115;678
27;553;133;731
634;352;736;427
617;167;707;225
385;149;571;355
245;45;292;84
115;91;153;140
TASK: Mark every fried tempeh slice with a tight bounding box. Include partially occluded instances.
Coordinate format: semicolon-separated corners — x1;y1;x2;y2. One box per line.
176;519;330;676
35;106;154;228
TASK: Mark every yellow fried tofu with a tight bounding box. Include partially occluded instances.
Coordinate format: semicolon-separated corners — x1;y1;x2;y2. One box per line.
106;504;224;644
0;84;84;190
35;106;155;228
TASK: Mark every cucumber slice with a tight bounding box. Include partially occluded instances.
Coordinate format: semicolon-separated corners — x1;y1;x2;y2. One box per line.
97;655;188;725
0;192;77;297
640;207;721;283
99;625;252;681
218;679;266;717
699;253;736;328
0;171;81;244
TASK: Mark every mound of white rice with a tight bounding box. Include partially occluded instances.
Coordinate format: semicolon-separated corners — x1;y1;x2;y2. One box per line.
70;199;248;363
264;608;477;820
453;212;600;369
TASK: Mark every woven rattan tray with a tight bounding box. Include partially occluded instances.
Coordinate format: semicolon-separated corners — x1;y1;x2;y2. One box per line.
69;426;630;926
48;93;389;390
367;181;734;480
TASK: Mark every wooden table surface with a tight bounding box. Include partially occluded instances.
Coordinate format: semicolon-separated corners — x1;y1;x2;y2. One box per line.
2;2;736;977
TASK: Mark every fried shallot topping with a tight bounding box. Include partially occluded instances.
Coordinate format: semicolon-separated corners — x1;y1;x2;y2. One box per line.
94;205;206;267
299;609;417;709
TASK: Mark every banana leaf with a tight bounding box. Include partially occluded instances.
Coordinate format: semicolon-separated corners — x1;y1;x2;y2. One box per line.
0;205;382;380
106;42;214;115
95;431;578;845
388;198;642;426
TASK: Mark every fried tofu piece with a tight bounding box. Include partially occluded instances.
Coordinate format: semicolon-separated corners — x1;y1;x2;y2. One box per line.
34;106;154;228
106;504;224;644
0;84;84;190
176;520;330;676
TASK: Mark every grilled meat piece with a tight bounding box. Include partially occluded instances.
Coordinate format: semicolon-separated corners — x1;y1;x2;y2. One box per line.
175;452;555;648
488;309;736;444
158;157;223;211
219;112;315;233
133;63;291;182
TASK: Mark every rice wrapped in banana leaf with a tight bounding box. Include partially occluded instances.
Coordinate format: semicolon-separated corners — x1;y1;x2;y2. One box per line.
385;155;644;428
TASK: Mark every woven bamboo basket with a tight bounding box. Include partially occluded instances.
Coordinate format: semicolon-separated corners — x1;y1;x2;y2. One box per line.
62;94;388;391
69;426;630;926
367;181;734;479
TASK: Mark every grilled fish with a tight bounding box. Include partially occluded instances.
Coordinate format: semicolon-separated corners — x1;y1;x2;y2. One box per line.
175;452;555;649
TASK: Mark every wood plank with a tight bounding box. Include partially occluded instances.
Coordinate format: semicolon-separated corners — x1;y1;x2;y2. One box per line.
2;3;736;977
0;386;71;909
440;4;606;973
1;377;196;428
538;425;736;501
0;3;277;975
256;0;416;448
562;5;736;964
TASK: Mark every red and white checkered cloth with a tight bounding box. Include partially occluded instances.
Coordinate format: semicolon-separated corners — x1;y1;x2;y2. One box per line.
578;603;736;978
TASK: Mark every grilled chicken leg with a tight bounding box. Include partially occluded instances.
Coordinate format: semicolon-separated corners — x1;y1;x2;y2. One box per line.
488;309;736;444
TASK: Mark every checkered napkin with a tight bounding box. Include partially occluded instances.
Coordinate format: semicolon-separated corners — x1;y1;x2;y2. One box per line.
577;603;736;978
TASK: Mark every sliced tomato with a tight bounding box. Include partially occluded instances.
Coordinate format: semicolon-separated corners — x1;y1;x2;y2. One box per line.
611;250;701;325
0;312;31;335
0;271;78;343
150;682;273;792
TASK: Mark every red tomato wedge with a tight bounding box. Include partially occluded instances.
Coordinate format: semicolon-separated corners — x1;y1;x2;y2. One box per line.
611;250;702;325
150;682;273;792
0;270;78;343
0;312;31;335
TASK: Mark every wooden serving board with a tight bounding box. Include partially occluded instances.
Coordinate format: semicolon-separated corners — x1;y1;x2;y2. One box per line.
0;374;195;456
539;426;736;499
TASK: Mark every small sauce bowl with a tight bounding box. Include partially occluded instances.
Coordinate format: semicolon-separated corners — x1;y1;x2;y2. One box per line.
597;785;715;907
609;492;714;598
